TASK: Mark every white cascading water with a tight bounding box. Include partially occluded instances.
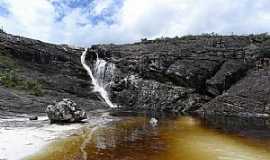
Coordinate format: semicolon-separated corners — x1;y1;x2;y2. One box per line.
81;48;116;108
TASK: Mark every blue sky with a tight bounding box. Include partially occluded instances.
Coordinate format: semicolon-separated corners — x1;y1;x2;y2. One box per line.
0;0;270;46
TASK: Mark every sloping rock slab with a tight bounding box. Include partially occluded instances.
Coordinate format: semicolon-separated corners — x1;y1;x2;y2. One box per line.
198;68;270;117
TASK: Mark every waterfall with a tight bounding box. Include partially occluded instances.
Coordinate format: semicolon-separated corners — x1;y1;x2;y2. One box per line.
81;48;116;108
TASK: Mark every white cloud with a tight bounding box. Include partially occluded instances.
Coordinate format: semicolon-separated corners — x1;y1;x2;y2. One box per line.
0;0;56;41
0;0;270;46
90;0;114;16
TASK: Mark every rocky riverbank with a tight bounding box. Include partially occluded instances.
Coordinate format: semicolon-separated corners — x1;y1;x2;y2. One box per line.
1;31;270;117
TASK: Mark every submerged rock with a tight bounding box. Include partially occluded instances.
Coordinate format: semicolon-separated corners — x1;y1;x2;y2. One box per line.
149;117;158;127
46;98;87;123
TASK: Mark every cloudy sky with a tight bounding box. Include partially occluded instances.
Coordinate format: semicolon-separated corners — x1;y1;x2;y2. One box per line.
0;0;269;46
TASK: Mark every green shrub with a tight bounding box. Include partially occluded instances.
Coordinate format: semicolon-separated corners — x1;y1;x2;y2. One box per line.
23;80;43;96
0;70;43;96
0;70;20;87
0;51;43;96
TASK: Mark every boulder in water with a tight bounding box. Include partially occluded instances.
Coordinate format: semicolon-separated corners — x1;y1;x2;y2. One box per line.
149;117;158;127
46;98;87;123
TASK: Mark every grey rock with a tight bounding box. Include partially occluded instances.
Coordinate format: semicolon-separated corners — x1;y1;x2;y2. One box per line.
0;32;108;115
206;60;250;96
198;67;270;117
89;34;270;115
46;98;87;123
111;76;209;113
2;32;270;117
29;116;38;120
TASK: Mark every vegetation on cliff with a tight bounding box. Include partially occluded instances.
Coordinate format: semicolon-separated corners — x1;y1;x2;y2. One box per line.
0;51;43;96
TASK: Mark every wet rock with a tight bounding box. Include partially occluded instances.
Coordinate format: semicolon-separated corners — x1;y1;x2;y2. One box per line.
46;98;87;123
149;117;158;127
29;116;38;120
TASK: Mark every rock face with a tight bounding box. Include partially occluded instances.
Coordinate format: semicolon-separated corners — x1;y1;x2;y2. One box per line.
1;31;270;117
46;99;87;123
197;67;270;117
206;60;250;96
110;76;209;113
90;34;270;116
0;32;107;116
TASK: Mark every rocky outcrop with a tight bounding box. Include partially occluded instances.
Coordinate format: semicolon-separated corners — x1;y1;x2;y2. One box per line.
90;34;270;115
46;99;87;123
110;76;209;113
206;60;250;96
197;67;270;117
1;31;270;117
0;32;107;116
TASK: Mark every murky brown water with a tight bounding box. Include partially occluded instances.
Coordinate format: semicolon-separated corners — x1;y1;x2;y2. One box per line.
26;116;270;160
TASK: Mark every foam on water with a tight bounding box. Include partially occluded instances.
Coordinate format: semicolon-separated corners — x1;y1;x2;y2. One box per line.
0;114;115;160
0;117;82;160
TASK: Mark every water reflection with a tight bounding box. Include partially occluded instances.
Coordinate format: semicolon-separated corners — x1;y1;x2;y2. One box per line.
28;115;270;160
200;114;270;139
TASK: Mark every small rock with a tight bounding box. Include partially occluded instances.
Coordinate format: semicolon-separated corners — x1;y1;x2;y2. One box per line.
29;116;38;121
46;98;87;123
149;117;158;127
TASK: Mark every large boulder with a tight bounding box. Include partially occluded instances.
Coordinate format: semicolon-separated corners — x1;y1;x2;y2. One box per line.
46;98;87;123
